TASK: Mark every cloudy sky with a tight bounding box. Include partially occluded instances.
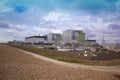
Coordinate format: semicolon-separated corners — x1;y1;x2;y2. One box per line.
0;0;120;43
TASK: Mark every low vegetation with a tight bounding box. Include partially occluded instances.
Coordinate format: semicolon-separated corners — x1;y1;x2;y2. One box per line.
9;44;120;66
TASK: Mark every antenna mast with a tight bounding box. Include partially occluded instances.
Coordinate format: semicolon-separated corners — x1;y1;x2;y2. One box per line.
102;36;105;44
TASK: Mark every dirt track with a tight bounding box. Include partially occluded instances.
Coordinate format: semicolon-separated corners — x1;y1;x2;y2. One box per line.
0;44;119;80
20;49;120;73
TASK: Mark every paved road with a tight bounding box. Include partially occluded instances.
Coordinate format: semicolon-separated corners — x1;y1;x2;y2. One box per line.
0;44;119;80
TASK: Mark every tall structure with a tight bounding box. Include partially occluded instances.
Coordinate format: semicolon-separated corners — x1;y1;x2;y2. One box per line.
47;33;62;43
47;33;54;43
54;34;62;42
62;30;85;44
25;30;86;45
75;30;85;44
63;30;74;43
102;36;105;44
101;36;106;48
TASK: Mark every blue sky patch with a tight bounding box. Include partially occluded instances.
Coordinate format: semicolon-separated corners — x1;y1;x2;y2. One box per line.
14;6;26;13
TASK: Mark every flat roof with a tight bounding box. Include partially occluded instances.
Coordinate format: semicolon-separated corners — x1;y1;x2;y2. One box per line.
25;36;47;39
86;40;96;41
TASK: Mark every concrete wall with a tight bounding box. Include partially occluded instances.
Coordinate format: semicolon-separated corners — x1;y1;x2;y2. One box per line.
54;34;62;42
47;33;54;43
25;38;47;44
77;32;85;44
47;33;62;43
62;30;85;44
63;30;74;43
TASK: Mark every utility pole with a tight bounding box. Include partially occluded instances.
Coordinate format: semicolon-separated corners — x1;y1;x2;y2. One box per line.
101;29;106;48
102;36;105;44
101;36;105;48
39;33;40;36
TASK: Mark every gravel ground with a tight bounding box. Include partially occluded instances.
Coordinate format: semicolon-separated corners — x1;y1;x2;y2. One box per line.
0;44;119;80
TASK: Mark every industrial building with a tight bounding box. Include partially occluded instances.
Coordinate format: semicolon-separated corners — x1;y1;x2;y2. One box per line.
47;33;62;43
47;33;54;43
25;33;62;44
86;40;97;46
25;29;98;46
25;36;47;44
62;30;85;44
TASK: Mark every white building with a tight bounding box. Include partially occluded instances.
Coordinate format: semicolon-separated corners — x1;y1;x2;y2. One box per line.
63;30;74;43
25;36;47;44
47;33;54;43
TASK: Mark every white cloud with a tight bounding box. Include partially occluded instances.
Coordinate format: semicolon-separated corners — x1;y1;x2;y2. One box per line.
41;10;120;43
0;8;120;43
43;11;70;22
0;31;13;43
0;0;12;13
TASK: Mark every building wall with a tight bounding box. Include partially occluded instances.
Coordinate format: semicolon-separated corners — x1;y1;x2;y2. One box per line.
63;30;74;43
54;34;62;42
77;32;85;44
47;33;54;43
63;30;85;44
47;33;62;43
86;40;97;45
25;38;46;44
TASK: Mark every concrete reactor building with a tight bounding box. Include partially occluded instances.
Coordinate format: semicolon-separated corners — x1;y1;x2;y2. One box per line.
62;30;85;44
47;33;62;43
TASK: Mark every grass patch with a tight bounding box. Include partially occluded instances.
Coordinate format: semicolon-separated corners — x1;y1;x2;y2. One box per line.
54;57;80;63
8;44;120;66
